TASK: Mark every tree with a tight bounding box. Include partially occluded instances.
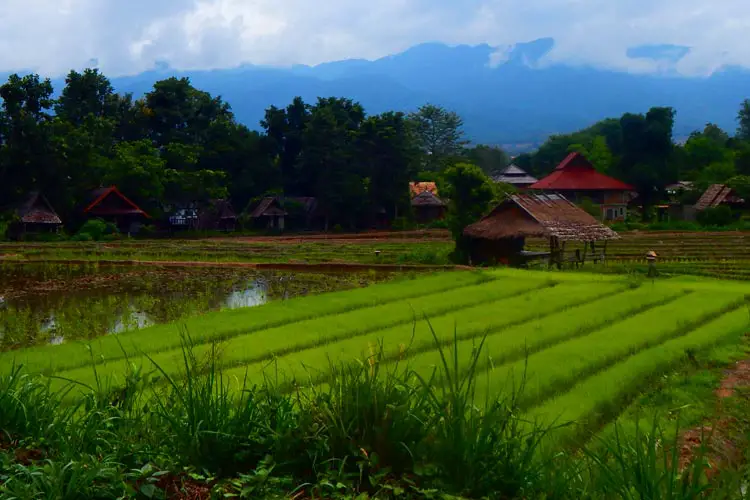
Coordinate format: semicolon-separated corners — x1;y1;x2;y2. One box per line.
141;77;232;147
567;135;612;173
261;97;310;195
55;69;117;126
358;111;419;220
409;104;467;172
103;140;168;205
441;162;497;262
299;97;367;229
0;74;55;202
615;107;677;217
200;119;279;210
737;100;750;141
464;145;509;175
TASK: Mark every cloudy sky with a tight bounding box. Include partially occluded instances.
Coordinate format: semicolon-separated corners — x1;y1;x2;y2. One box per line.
0;0;748;77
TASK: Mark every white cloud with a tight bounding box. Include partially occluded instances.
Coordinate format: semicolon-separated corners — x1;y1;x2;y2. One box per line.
0;0;747;77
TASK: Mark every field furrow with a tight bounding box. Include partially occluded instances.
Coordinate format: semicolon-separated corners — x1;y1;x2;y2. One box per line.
51;276;553;388
468;291;745;409
529;306;750;444
397;285;688;381
216;282;627;388
3;271;488;375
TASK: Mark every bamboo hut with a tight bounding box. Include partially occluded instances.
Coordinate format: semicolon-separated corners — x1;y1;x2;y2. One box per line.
463;193;619;267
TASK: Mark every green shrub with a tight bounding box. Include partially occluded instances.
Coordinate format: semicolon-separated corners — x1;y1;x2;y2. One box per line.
579;197;602;218
74;219;119;241
697;205;734;226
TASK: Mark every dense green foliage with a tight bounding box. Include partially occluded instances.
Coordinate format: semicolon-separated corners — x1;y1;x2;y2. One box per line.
515;102;750;218
0;69;509;233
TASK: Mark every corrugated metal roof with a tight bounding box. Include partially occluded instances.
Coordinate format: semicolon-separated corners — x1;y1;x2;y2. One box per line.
694;184;736;211
530;153;634;191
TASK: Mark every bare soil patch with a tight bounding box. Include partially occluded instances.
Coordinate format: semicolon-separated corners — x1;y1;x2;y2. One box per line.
678;355;750;474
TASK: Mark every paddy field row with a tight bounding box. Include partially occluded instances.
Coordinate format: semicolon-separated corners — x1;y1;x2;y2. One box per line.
7;268;748;447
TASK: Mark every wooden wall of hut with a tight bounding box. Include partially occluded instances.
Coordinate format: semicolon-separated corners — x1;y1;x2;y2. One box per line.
467;236;525;266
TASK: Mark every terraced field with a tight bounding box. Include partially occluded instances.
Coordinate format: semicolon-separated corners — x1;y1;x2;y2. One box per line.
5;268;748;445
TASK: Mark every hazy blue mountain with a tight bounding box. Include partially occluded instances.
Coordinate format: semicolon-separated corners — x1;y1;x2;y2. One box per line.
48;39;750;146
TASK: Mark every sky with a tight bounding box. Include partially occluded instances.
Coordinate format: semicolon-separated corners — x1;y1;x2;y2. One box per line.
0;0;748;77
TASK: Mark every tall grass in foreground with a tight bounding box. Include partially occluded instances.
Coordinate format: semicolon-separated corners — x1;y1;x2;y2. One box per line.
0;323;740;498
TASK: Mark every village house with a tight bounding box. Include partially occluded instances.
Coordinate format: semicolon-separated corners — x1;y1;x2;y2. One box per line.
8;192;63;239
168;199;238;232
463;193;619;268
249;196;319;231
491;164;538;189
529;152;634;221
694;184;745;212
84;186;150;234
409;182;447;224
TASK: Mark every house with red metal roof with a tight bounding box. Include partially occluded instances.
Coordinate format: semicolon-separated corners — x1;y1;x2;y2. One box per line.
84;186;150;234
529;152;635;221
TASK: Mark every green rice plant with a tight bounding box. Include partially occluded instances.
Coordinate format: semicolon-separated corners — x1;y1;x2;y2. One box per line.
401;284;687;382
2;271;487;376
470;291;746;410
531;307;750;443
217;282;623;390
51;277;551;391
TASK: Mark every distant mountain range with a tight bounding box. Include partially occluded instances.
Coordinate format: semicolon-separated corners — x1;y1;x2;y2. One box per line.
49;39;750;149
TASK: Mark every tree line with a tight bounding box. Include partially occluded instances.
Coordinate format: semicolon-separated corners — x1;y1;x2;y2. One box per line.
514;103;750;213
2;67;750;232
0;69;506;230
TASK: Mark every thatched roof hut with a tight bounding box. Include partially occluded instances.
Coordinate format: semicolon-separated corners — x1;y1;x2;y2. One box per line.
14;192;62;226
465;193;619;242
463;193;619;266
694;184;744;211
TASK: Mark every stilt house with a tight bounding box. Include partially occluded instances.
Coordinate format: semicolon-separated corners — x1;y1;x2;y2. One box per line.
463;193;619;267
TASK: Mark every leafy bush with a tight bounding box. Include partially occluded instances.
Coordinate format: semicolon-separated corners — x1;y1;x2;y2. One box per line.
74;219;119;241
392;216;416;231
579;197;602;218
696;205;734;226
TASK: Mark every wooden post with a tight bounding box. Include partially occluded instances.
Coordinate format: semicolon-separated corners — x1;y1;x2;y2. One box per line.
602;240;608;266
581;242;588;266
548;237;555;267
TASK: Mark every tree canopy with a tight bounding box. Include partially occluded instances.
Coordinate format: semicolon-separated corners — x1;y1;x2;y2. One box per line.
3;66;750;231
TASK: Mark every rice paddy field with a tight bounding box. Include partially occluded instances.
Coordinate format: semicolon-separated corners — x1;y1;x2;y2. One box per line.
5;233;750;498
3;263;750;497
5;269;749;439
4;229;750;277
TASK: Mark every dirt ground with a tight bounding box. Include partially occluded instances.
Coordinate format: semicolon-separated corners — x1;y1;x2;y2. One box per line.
678;358;750;475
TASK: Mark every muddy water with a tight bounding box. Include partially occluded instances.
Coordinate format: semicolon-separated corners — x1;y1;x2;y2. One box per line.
0;263;394;351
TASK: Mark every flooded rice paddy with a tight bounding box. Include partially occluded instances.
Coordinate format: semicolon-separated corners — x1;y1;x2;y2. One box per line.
0;262;395;351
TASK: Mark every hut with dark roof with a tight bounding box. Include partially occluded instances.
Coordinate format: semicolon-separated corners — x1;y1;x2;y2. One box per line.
492;164;538;189
694;184;744;211
530;152;634;221
411;190;447;224
463;193;619;267
249;196;319;231
83;186;150;234
9;192;63;239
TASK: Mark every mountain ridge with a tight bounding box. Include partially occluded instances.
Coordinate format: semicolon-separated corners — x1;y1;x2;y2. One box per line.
23;39;750;147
